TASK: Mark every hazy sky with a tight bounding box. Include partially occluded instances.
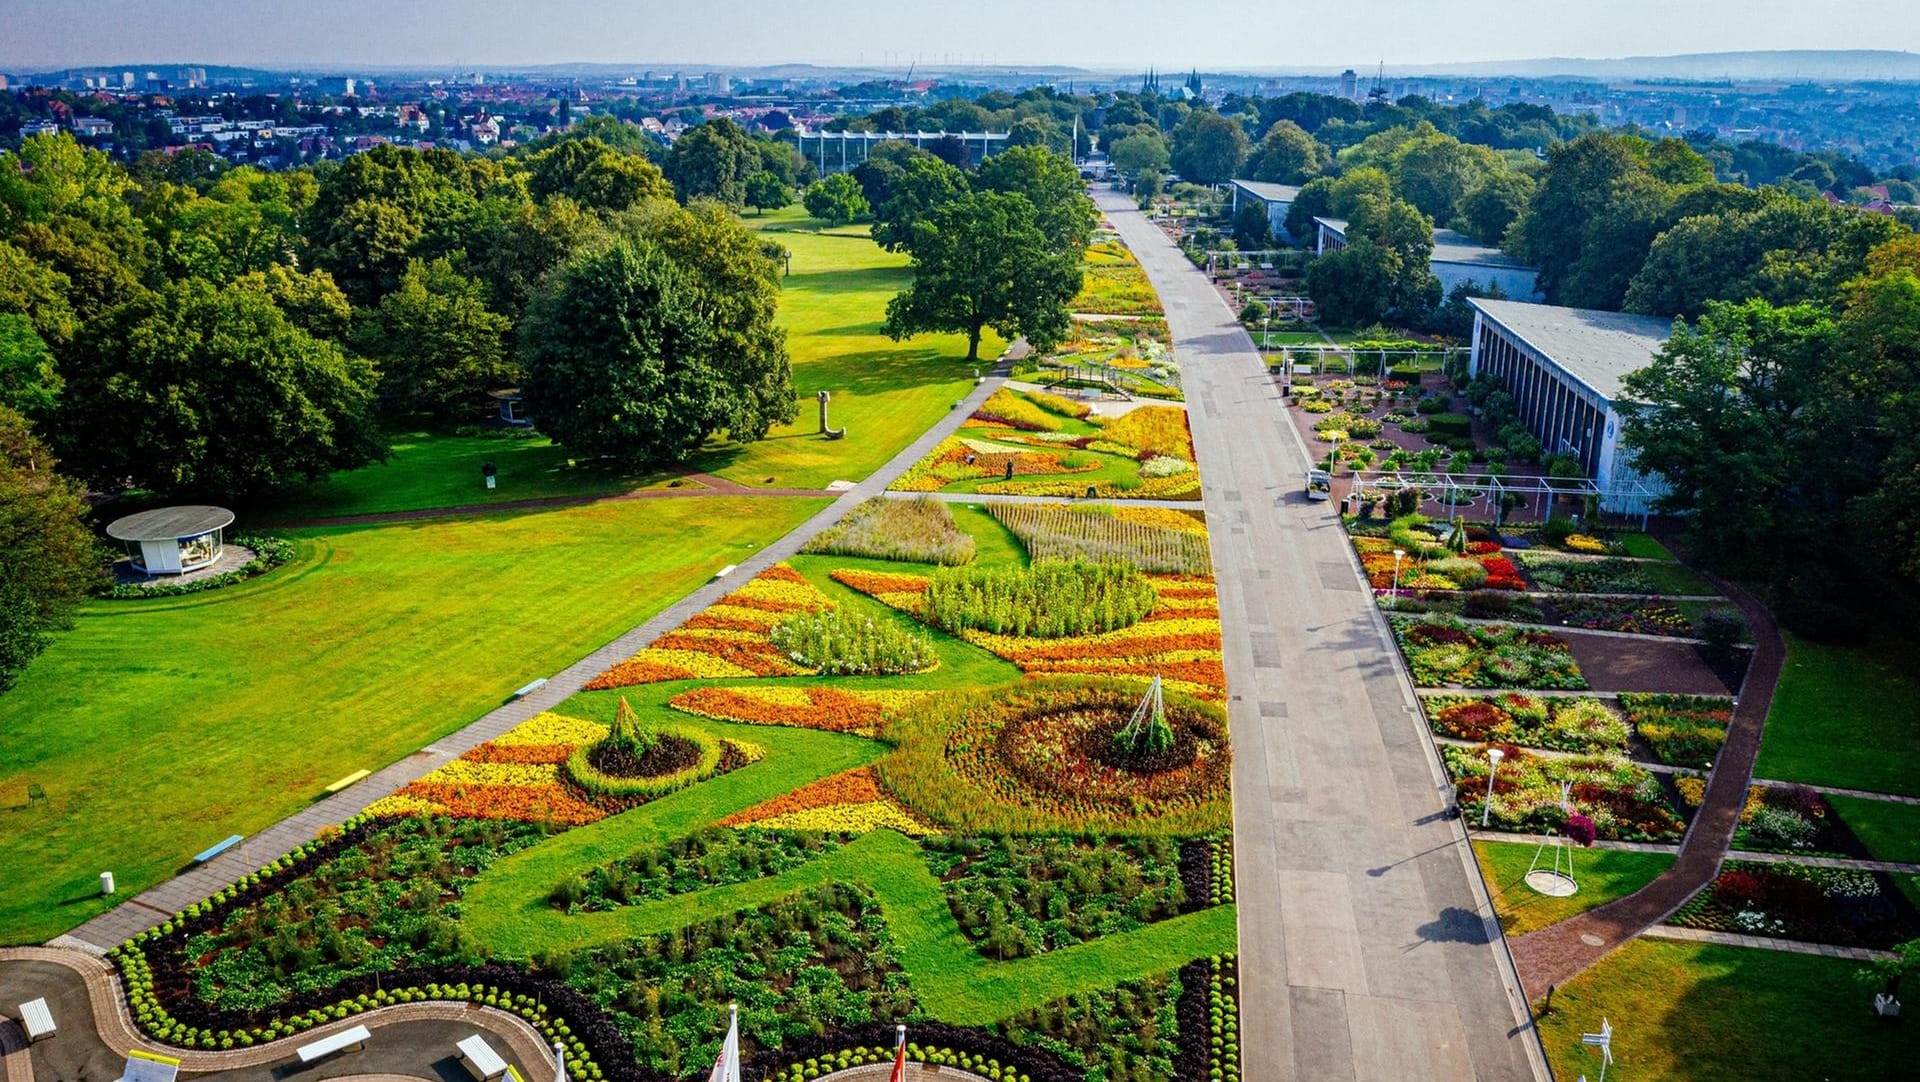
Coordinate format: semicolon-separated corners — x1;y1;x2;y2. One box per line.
3;0;1917;71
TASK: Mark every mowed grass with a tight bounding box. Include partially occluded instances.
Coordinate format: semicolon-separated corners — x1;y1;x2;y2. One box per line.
255;431;685;520
694;207;1002;489
1757;630;1920;797
1828;794;1920;864
1536;938;1919;1081
1472;840;1673;937
0;496;826;943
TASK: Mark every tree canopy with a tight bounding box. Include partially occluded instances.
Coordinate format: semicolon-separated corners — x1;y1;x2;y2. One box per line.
883;190;1079;361
0;405;98;692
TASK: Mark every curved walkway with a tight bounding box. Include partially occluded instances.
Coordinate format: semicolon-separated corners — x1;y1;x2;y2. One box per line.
0;947;555;1082
1505;569;1788;998
62;347;1022;951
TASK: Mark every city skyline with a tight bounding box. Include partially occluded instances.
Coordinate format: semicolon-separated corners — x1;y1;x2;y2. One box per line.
4;0;1918;72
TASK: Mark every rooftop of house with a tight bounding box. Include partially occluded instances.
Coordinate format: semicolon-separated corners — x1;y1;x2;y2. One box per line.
1230;179;1303;204
1470;298;1675;404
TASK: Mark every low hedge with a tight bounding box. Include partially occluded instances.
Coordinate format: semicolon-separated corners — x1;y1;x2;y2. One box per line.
103;533;295;599
1426;413;1473;439
563;723;724;800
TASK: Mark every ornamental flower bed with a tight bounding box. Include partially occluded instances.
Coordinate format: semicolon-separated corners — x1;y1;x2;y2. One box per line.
1621;693;1732;768
1444;744;1683;841
1543;597;1702;638
1423;693;1629;753
1353;536;1523;592
890;434;1102;493
836;569;1227;699
666;685;932;736
1516;554;1664;594
1669;861;1915;948
1390;616;1588;689
924;835;1188;958
586;564;831;688
987;501;1212;576
1676;777;1838;854
719;765;940;836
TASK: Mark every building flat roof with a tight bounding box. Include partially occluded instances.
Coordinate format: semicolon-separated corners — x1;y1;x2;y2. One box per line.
106;505;235;541
1470;299;1675;404
1230;179;1303;204
1314;216;1349;234
1431;228;1534;271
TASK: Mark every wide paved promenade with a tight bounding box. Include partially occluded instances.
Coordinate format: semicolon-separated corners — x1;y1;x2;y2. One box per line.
1096;189;1546;1082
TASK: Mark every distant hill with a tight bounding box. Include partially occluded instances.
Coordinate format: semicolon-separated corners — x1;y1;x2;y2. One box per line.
1379;50;1920;83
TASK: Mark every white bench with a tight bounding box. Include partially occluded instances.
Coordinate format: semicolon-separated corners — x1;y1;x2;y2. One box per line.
296;1023;370;1063
456;1034;508;1081
17;997;54;1042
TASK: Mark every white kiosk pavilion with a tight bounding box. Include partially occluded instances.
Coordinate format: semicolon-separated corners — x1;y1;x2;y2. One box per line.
105;506;235;576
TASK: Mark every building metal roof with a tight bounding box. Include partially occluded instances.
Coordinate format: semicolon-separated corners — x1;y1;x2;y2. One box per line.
1430;228;1534;271
106;505;235;541
1470;299;1676;405
1230;179;1303;204
1314;216;1349;235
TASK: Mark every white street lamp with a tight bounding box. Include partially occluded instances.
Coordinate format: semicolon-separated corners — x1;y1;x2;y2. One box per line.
1482;747;1505;827
1391;548;1406;609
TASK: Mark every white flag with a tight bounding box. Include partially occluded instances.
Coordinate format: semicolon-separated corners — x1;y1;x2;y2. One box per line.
708;1004;741;1082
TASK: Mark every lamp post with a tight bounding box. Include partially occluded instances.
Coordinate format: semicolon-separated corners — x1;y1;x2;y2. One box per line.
1482;747;1505;827
1391;548;1405;609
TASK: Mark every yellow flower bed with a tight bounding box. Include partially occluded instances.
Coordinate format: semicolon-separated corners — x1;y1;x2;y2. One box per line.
362;793;444;817
698;603;789;629
1565;534;1609;554
730;576;833;610
957;616;1222;656
419;760;561;788
1096;405;1195;461
1114;506;1209;536
492;712;609;747
624;647;761;680
669;627;772;644
747;800;943;836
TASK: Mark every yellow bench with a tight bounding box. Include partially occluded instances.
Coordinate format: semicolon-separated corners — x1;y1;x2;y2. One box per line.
323;769;371;794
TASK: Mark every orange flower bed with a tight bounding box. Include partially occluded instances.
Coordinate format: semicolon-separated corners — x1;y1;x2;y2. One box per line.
398;782;606;825
724;766;887;822
464;742;573;765
668;686;884;733
586;563;831;689
831;570;930;595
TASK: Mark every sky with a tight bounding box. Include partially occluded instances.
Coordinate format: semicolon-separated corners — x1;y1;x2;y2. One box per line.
2;0;1917;72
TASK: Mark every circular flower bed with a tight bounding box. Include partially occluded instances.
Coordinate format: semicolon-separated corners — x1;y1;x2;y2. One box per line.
564;721;724;802
879;678;1231;835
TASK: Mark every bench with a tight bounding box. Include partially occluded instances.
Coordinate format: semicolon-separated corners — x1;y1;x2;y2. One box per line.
17;997;54;1042
456;1034;509;1081
323;769;371;794
192;835;242;864
714;564;738;579
510;678;547;700
296;1024;370;1064
117;1049;181;1082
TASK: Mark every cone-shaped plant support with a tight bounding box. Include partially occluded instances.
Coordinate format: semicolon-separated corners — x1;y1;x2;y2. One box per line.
1113;676;1175;759
606;695;658;756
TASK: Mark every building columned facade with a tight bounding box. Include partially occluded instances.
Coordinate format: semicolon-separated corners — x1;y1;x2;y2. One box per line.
1467;299;1675;508
1227;180;1301;241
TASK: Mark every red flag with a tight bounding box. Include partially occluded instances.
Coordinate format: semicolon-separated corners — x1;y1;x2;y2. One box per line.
888;1024;907;1082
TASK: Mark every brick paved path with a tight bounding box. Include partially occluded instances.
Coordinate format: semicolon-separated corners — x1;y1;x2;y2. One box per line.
0;947;556;1081
63;349;1021;951
1506;569;1788;998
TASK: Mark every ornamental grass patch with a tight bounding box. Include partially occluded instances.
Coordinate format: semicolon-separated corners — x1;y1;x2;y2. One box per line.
988;501;1212;576
801;497;976;566
922;560;1159;638
586;564;831;689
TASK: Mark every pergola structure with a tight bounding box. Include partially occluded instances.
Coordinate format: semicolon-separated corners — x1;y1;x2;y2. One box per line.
1203;249;1312;277
1340;469;1658;527
105;505;235;575
1269;344;1471;377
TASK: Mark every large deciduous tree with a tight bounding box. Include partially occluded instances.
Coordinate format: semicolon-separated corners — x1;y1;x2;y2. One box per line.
802;173;869;225
56;279;384;499
0;406;100;692
1246;120;1328;185
883;190;1079;362
974;145;1097;253
520;232;794;463
665;119;761;209
1106;131;1170;187
355;258;515;420
1169;111;1249;186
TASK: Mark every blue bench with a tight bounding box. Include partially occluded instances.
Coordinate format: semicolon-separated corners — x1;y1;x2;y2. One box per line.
193;835;243;864
511;678;547;700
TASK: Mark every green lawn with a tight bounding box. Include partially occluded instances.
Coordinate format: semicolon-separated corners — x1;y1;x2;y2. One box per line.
689;207;1001;489
1615;533;1678;561
1473;841;1674;937
0;496;826;943
1829;794;1920;864
1536;938;1918;1081
1757;631;1920;797
945;504;1030;568
256;431;683;520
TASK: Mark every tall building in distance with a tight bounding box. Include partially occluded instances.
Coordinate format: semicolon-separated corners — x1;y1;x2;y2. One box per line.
1337;68;1358;100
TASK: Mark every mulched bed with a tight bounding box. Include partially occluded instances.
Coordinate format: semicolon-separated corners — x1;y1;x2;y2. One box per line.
1558;629;1742;695
587;733;702;778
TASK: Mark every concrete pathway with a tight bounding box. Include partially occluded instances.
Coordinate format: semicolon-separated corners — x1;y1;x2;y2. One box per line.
62;350;1022;951
1639;925;1895;962
1097;189;1547;1082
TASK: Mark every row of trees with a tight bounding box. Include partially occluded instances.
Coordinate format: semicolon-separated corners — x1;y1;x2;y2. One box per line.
1623;235;1920;634
0;124;808;687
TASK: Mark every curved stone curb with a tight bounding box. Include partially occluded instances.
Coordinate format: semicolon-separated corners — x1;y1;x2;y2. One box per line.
0;947;557;1081
817;1064;990;1081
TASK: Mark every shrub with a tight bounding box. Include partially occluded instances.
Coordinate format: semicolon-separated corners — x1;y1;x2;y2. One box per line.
924;561;1158;638
802;497;975;566
1426;413;1473;439
1746;805;1818;850
1415;395;1450;415
768;609;937;675
1427;557;1489;589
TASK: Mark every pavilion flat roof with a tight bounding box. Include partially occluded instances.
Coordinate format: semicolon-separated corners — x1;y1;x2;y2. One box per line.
1230;179;1303;204
106;505;235;541
1469;299;1675;404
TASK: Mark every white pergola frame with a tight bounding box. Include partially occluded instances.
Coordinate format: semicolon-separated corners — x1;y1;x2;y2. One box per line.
1342;469;1657;527
1271;344;1471;376
1204;249;1312;276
